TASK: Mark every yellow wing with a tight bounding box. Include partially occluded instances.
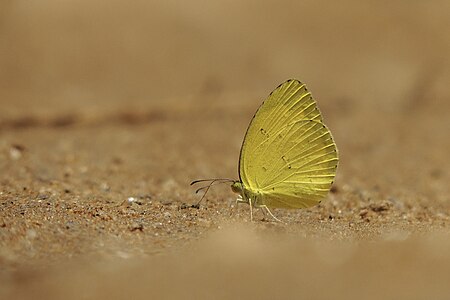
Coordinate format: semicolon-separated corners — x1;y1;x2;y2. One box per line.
238;79;338;209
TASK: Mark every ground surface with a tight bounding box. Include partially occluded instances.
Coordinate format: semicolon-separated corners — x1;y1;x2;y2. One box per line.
1;1;450;299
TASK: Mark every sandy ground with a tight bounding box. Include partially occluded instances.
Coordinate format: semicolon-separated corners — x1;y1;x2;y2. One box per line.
1;1;450;299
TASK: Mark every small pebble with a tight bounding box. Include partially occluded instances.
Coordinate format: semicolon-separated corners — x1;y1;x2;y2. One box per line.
129;222;144;232
100;182;111;192
26;229;37;239
359;209;369;218
9;144;25;160
10;149;22;160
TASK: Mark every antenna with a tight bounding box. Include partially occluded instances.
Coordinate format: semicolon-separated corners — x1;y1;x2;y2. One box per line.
190;178;235;206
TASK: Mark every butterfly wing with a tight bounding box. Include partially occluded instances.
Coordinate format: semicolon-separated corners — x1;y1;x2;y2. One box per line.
239;79;338;208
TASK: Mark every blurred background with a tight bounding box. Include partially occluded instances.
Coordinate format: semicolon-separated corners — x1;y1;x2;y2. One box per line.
2;0;449;114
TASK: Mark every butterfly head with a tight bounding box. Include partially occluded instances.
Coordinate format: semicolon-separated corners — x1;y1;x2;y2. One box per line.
231;181;243;194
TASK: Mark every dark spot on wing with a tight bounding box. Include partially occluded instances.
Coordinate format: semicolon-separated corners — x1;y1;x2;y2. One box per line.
281;155;292;169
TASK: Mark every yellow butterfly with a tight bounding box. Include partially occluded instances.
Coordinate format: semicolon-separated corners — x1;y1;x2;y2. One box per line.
192;79;338;221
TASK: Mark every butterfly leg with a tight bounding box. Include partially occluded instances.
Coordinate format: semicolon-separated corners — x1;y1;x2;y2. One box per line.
231;195;243;217
248;197;253;222
261;205;283;223
236;195;244;204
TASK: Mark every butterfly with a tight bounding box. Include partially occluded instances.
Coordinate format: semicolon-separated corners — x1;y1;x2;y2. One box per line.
192;79;338;221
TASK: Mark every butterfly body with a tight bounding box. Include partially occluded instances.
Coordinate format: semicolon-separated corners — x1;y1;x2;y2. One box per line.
231;181;264;207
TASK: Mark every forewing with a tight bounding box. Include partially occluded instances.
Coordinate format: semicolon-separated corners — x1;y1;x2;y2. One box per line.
239;79;338;208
